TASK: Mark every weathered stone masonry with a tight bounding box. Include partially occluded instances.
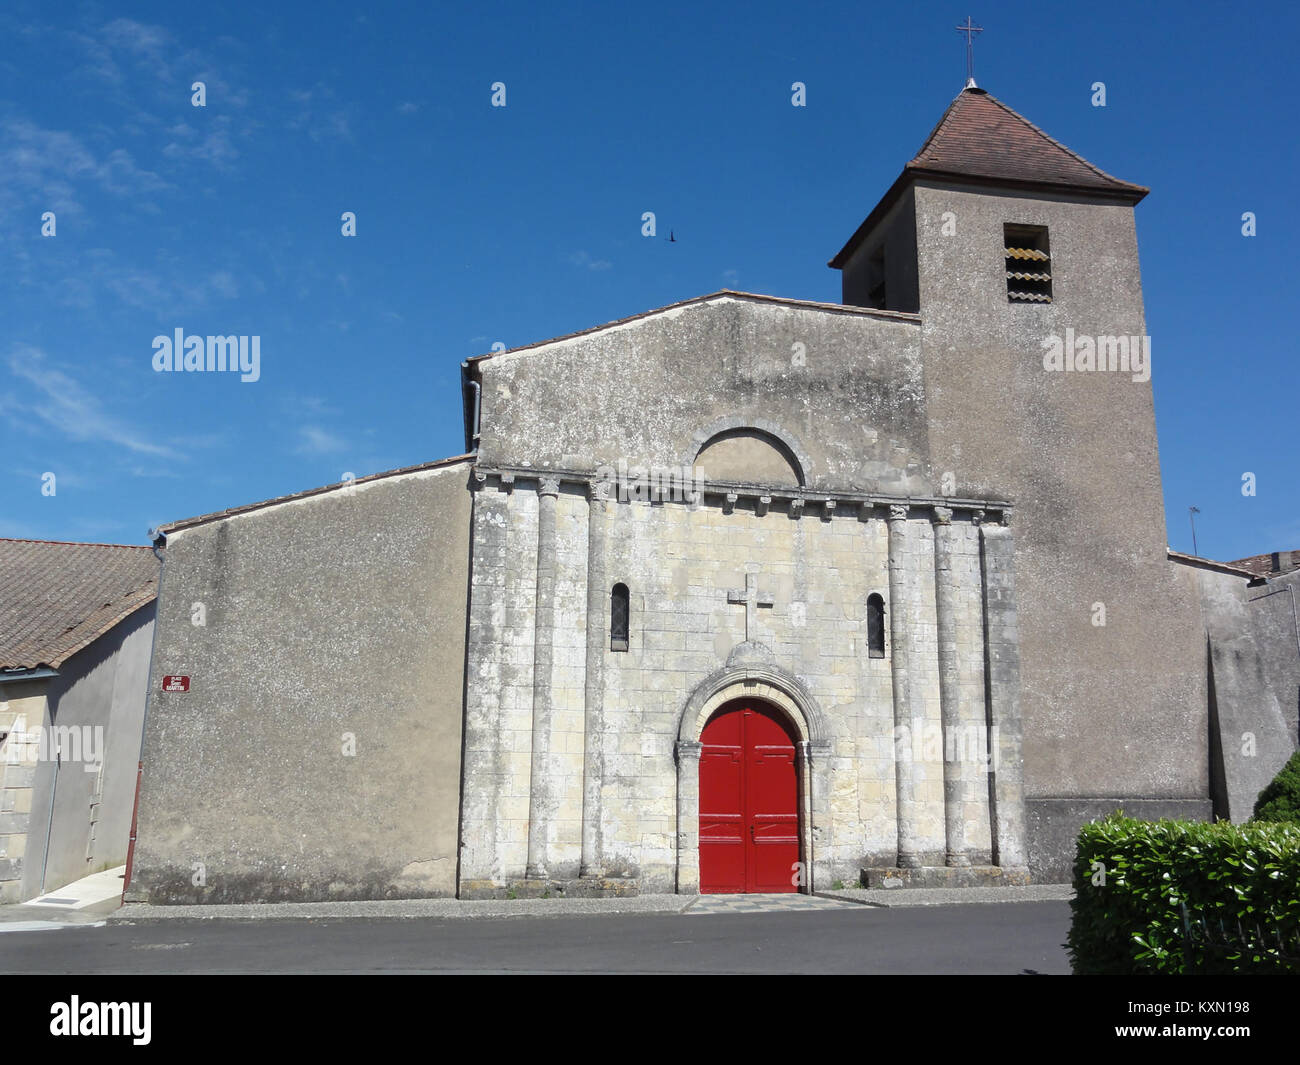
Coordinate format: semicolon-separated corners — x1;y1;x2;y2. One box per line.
458;467;1025;895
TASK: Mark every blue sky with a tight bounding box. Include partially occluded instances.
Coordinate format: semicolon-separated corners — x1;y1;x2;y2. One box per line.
2;0;1296;562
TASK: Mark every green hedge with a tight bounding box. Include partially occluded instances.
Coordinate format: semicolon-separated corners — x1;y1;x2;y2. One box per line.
1068;812;1300;974
1254;749;1300;823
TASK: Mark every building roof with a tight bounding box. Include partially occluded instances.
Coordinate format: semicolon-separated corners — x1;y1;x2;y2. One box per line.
830;86;1149;269
463;289;917;366
1167;549;1262;581
155;455;475;537
907;87;1148;197
1226;550;1300;578
0;539;160;672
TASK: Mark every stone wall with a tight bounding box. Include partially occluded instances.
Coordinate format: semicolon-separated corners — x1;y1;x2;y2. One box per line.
460;470;1021;895
127;460;472;903
0;681;48;904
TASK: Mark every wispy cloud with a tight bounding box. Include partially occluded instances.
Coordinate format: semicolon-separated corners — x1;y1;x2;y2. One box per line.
567;250;612;272
7;345;174;457
0;117;168;221
162;116;240;169
295;426;348;455
288;84;358;143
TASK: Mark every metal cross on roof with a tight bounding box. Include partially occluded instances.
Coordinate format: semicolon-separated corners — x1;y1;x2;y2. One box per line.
956;16;983;88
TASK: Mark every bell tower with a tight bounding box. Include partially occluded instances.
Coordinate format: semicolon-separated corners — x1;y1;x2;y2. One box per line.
830;85;1212;880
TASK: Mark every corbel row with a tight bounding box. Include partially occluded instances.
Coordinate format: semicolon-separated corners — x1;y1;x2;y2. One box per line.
471;466;1011;526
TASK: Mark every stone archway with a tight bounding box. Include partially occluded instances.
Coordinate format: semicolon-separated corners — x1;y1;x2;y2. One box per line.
674;662;830;894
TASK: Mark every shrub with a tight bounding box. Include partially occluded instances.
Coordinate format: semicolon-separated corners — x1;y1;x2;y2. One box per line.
1254;749;1300;823
1068;812;1300;974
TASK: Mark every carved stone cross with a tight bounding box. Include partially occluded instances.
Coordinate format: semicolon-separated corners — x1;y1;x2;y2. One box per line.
727;572;774;642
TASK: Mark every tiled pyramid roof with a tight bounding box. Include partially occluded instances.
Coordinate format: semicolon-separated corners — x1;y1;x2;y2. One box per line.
906;87;1148;196
0;539;159;672
830;86;1147;269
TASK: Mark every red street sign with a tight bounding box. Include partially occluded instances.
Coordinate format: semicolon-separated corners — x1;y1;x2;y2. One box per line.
162;675;190;692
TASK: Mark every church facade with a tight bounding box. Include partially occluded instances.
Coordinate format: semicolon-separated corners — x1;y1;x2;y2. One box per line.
124;86;1296;903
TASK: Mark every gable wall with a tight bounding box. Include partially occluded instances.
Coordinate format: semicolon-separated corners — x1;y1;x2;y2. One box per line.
127;462;472;903
475;299;936;498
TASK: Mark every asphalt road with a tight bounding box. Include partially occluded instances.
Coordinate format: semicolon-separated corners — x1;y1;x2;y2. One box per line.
0;901;1070;974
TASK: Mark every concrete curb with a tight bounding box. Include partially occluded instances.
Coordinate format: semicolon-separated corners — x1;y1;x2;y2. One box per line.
816;885;1074;907
109;895;697;922
104;886;1074;922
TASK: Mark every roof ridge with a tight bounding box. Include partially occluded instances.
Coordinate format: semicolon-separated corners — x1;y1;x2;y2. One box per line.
156;454;476;536
470;290;918;364
1166;549;1261;580
978;90;1145;191
0;537;153;550
910;89;968;162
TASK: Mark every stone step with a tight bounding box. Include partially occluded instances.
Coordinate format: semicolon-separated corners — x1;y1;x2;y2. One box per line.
860;865;1031;889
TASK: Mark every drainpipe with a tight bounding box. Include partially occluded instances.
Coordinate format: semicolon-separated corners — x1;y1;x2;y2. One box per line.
460;361;481;453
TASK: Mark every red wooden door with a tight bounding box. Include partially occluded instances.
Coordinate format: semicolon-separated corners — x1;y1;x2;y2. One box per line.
699;702;799;893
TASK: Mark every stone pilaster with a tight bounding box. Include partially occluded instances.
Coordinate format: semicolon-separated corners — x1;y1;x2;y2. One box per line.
980;520;1028;871
580;479;610;877
802;739;833;892
460;475;511;883
525;476;561;879
931;506;972;866
886;504;921;868
674;740;702;894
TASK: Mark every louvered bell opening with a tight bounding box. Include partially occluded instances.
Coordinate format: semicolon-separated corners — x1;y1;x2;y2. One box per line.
1004;224;1052;303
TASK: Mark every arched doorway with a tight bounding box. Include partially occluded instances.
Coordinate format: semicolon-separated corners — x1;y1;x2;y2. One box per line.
699;699;800;894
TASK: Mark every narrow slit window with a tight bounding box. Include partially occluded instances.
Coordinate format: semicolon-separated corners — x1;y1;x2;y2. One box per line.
867;246;887;309
867;593;886;659
610;583;629;652
1004;224;1052;304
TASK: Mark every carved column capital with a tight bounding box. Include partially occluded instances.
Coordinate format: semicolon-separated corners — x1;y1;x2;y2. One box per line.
888;503;909;522
931;506;953;525
538;476;561;498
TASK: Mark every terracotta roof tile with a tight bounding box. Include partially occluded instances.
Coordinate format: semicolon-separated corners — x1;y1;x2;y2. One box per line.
830;86;1147;269
906;87;1148;196
1226;550;1300;577
0;539;159;671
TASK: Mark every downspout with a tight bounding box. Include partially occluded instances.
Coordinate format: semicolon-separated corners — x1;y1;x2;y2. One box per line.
460;361;481;454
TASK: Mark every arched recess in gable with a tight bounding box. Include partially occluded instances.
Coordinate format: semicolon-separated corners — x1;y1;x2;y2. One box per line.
687;417;812;488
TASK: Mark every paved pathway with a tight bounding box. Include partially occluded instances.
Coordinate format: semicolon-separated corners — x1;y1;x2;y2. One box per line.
684;892;864;914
